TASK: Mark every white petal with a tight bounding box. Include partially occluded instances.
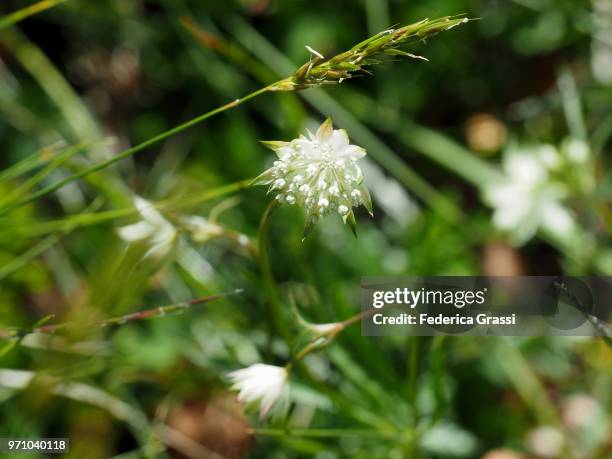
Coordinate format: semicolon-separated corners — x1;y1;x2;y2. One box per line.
485;182;525;208
339;145;366;160
238;380;265;403
492;205;530;230
330;129;349;151
133;196;167;225
259;384;283;419
505;154;547;184
541;202;575;237
227;364;287;418
146;224;176;259
117;221;155;241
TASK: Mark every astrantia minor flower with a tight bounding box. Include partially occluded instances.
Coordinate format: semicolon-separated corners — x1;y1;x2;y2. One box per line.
228;363;288;419
117;196;177;259
253;118;373;237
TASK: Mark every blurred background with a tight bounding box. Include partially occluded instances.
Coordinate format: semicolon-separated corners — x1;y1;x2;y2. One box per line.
0;0;610;458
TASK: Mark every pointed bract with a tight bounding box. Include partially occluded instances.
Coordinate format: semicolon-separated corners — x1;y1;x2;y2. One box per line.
358;182;374;216
346;211;358;238
260;140;288;151
251;168;278;186
316;117;334;141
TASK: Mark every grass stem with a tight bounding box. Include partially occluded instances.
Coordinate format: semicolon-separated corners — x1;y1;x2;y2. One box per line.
0;87;271;216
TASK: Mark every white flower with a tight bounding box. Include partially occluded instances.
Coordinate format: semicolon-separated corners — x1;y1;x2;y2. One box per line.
228;364;288;419
253;118;373;237
484;148;575;244
117;196;177;259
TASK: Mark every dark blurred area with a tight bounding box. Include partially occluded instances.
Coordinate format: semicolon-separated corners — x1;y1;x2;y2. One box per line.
0;0;610;458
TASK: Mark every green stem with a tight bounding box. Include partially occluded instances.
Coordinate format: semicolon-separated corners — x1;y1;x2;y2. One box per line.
0;86;272;216
0;233;61;283
0;142;87;209
0;290;241;340
430;335;448;422
406;336;420;409
0;0;69;31
251;428;394;439
258;200;291;343
0;143;63;184
292;308;378;363
0;179;253;239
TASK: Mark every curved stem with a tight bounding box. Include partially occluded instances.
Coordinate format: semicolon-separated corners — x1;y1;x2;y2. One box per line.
406;336;420;410
0;85;272;216
258;200;291;343
289;307;382;366
250;428;395;439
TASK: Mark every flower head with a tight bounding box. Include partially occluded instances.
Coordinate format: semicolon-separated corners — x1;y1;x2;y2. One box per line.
117;196;177;259
484;146;575;244
228;363;288;419
253;118;373;238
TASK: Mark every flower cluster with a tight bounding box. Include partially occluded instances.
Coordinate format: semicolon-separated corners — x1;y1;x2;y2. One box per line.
253;118;373;237
484;143;583;244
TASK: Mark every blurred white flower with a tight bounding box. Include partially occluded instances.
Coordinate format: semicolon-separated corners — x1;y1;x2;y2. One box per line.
535;144;561;169
564;138;590;163
182;215;254;256
117;196;176;258
484;147;575;244
228;363;288;419
592;0;612;85
182;215;224;243
253;118;373;237
527;426;564;458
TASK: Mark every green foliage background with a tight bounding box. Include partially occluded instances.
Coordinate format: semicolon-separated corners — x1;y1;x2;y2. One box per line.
0;0;610;458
